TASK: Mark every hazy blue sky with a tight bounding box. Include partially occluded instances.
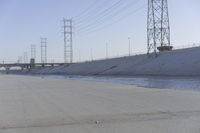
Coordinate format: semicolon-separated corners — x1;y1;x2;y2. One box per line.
0;0;200;63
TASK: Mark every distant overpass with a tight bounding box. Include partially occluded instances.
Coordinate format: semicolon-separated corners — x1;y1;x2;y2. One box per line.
0;63;71;70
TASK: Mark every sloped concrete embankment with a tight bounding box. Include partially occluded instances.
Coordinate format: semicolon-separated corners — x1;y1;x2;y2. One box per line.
19;47;200;76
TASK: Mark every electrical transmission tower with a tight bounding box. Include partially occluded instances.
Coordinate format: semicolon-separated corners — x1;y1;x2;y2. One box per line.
147;0;172;55
31;45;36;60
17;56;23;63
63;18;73;63
40;38;47;63
23;52;28;63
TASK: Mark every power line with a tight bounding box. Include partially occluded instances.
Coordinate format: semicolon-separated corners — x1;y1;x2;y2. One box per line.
73;0;100;19
75;0;126;29
77;4;146;37
74;0;116;24
76;0;143;33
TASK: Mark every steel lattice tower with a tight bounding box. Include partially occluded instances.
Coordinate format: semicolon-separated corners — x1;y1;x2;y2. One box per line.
31;45;36;60
147;0;172;55
40;38;47;63
63;18;73;63
23;52;28;63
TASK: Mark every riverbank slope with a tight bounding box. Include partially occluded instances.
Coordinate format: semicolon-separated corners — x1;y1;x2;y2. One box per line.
7;47;200;76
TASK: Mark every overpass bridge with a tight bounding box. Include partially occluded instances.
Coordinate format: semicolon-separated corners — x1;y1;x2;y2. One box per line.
0;62;70;70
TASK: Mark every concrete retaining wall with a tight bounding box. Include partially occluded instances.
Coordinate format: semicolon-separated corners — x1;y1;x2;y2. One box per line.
12;47;200;76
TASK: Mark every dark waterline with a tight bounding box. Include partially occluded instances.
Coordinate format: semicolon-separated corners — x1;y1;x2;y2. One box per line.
39;75;200;91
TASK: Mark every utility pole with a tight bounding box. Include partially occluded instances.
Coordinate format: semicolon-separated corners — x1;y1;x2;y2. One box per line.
147;0;172;55
63;18;73;63
40;38;47;63
128;37;131;56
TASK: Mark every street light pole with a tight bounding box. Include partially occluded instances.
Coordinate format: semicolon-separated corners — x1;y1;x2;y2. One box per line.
90;48;93;61
128;37;131;56
106;43;108;59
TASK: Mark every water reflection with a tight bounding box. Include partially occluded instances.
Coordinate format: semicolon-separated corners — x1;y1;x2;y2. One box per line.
44;75;200;91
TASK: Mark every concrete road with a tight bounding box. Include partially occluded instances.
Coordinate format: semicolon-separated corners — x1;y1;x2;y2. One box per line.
0;75;200;133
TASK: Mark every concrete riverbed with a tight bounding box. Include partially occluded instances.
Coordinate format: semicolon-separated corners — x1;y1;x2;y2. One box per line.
0;75;200;133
